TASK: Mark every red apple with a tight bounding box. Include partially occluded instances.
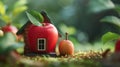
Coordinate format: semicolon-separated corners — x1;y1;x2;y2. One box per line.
59;32;74;56
26;23;58;53
115;39;120;52
2;24;18;34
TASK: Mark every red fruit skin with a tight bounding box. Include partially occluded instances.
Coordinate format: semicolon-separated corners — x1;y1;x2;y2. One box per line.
26;23;58;53
115;39;120;52
2;24;18;34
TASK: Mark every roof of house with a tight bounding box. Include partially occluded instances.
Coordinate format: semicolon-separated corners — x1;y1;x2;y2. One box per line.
16;21;31;35
16;11;49;35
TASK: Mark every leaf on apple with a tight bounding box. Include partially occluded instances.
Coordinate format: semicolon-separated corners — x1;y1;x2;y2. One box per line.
26;10;44;26
102;32;120;44
101;16;120;27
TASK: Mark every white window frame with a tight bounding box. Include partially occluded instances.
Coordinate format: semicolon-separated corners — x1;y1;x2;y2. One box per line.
37;38;46;51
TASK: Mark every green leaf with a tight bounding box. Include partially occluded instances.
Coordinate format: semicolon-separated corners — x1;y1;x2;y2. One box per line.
101;16;120;27
102;32;120;44
88;0;115;13
0;1;6;15
115;5;120;14
0;33;23;54
26;10;44;26
14;0;27;8
4;43;23;54
0;14;12;23
12;0;27;17
0;33;16;45
13;6;27;16
29;10;44;23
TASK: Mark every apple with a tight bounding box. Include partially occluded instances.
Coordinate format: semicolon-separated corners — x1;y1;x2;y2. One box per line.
2;24;19;41
0;30;4;36
2;24;18;34
115;39;120;53
59;32;74;56
26;22;58;53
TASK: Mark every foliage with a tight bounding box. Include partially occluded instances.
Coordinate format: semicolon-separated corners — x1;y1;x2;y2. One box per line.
0;33;23;54
101;16;120;27
0;0;27;24
0;1;5;15
70;0;117;42
102;32;120;44
101;4;120;44
88;0;115;13
26;10;44;26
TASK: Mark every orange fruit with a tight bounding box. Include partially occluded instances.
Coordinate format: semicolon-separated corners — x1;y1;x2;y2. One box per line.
59;32;74;56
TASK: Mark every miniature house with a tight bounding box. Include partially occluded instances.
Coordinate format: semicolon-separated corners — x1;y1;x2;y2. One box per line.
17;11;59;55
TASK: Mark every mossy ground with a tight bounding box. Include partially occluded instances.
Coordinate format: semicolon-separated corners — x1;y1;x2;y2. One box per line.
0;50;104;67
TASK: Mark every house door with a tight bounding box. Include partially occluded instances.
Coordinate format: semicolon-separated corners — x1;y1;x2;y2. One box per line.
37;38;46;51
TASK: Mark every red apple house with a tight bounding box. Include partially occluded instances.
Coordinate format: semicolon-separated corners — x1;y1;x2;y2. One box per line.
17;11;59;55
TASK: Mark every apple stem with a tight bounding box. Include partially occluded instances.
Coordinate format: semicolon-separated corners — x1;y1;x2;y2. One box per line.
42;23;45;26
65;32;68;40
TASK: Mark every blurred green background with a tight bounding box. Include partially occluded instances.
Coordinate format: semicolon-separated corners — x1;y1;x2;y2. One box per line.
1;0;120;67
0;0;120;43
